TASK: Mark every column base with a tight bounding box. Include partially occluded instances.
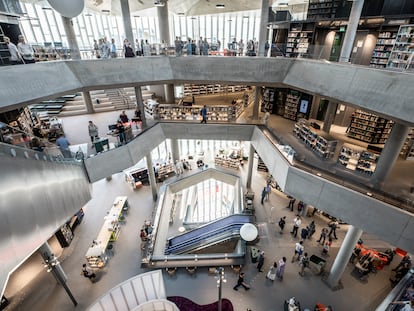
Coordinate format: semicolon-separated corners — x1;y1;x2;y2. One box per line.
322;272;344;291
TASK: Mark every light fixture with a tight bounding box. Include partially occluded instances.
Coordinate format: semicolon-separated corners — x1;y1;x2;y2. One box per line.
101;9;110;13
216;4;225;9
84;13;92;16
42;7;53;10
177;12;185;16
133;15;140;18
243;16;249;19
240;223;258;242
278;2;289;7
154;0;165;7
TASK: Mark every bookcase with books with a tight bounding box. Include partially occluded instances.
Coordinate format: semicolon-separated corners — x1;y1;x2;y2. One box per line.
286;23;314;58
400;127;414;160
387;24;414;71
307;0;340;21
370;27;399;69
337;144;379;174
284;90;300;121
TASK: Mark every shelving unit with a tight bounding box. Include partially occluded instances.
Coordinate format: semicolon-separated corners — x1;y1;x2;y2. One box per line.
400;127;414;160
337;144;379;174
214;156;240;169
286;23;313;58
183;84;249;96
0;25;11;66
347;109;393;144
387;24;414;71
55;223;74;248
307;0;340;20
257;155;268;172
284;90;300;121
261;87;276;112
370;28;399;69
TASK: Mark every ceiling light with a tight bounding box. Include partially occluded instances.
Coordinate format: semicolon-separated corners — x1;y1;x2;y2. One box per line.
154;0;165;6
278;2;289;7
243;16;249;19
84;13;92;16
216;4;225;9
177;12;185;16
101;9;110;13
42;7;52;10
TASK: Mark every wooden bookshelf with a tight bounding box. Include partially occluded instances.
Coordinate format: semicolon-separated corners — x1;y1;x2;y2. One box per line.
387;24;414;71
214;156;240;169
183;84;249;96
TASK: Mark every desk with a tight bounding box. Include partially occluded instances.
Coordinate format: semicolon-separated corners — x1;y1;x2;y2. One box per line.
94;137;110;153
85;196;128;268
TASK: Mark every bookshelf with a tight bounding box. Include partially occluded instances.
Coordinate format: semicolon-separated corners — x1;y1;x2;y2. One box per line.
307;0;340;21
183;84;249;96
286;23;313;58
55;224;74;248
337;144;379;174
283;90;300;121
261;87;276;113
214;156;240;169
0;25;11;66
387;24;414;71
400;128;414;160
347;109;393;144
370;28;399;69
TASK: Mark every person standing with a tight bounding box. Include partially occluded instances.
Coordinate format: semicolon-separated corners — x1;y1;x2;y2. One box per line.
200;105;207;124
328;220;338;239
5;37;23;65
290;215;301;238
56;133;71;158
17;35;35;64
292;240;304;263
110;38;117;58
233;272;250;291
298;252;310;277
116;121;126;145
300;226;309;240
175;36;182;56
119;111;129;123
276;257;287;280
135;39;141;56
265;184;271;201
82;263;96;283
317;227;329;245
261;187;267;205
308;221;316;238
278;216;286;234
287;197;296;211
123;39;135;58
266;262;277;281
88;121;99;146
257;251;265;272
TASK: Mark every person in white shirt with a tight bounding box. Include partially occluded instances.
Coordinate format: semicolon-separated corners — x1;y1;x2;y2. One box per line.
17;35;35;64
4;37;23;65
290;215;301;238
390;299;414;311
110;38;117;58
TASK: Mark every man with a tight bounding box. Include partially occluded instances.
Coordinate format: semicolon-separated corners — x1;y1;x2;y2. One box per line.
317;227;329;245
82;264;96;283
56;134;71;158
257;251;265;272
233;272;250;291
328;220;338;239
298;252;309;276
278;216;286;234
200;105;207;124
174;36;182;56
17;35;35;64
4;37;23;65
290;215;301;238
292;240;304;263
110;38;117;58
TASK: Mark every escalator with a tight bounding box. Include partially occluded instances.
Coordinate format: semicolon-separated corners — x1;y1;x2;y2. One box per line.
165;214;254;255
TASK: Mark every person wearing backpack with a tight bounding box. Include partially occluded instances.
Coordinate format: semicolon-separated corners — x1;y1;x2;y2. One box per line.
278;216;286;234
299;252;310;276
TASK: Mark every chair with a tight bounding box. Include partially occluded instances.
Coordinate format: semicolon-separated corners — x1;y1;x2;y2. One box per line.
166;267;177;277
186;266;197;276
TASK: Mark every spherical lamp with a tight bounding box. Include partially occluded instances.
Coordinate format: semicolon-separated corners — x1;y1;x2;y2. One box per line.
47;0;84;18
239;223;258;242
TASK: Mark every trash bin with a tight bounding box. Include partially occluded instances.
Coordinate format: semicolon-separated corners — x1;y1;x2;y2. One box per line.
251;247;259;263
309;254;326;275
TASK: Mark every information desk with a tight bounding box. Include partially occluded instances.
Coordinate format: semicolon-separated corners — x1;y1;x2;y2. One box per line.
85;196;128;268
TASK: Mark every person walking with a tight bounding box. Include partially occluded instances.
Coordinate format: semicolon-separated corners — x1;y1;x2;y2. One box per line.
56;133;71;158
200;105;207;123
261;187;267;205
308;221;316;238
292;240;304;263
290;215;301;238
287;197;296;211
298;252;310;277
278;216;286;234
233;272;250;291
300;226;309;240
276;257;287;280
17;35;35;64
257;251;265;272
88;121;99;146
5;36;23;65
82;263;96;283
266;262;277;281
328;220;338;239
317;227;329;245
265;184;271;201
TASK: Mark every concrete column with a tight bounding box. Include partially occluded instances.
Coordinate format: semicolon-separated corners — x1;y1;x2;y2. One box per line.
61;17;81;60
246;144;255;189
322;101;338;133
371;123;409;188
171;138;180;163
145;154;158;201
339;0;364;63
157;2;171;45
83;91;95;114
252;86;261;120
120;0;134;42
164;84;175;104
326;225;363;289
267;27;273;57
257;0;269;57
310;95;321;119
134;86;147;128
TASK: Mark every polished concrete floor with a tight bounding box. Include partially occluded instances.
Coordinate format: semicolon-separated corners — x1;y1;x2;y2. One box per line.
3;98;412;311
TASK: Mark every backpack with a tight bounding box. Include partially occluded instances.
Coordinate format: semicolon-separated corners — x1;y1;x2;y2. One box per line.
279;219;285;227
82;269;89;277
301;257;309;267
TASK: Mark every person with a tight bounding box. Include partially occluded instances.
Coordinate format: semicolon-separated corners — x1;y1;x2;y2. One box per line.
290;215;301;238
393;255;412;272
100;37;110;59
119;111;129;123
263;111;270;127
261;187;267;205
266;262;277;281
292;240;304;263
308;221;316;238
317;227;329;245
88;121;99;145
132;109;142;129
200;105;207;124
5;37;23;65
82;263;96;282
116;121;126;145
123;39;135;58
175;36;183;56
257;251;265;272
265;40;270;56
276;257;287;280
322;241;330;256
233;272;250;291
278;216;286;234
30;137;44;152
56;134;71;158
17;35;35;64
287;197;296;211
265;184;271;201
140;229;148;241
328;220;338;239
238;39;244;56
297;201;304;216
389;299;414;311
110;38;117;58
300;226;309;240
298;252;310;276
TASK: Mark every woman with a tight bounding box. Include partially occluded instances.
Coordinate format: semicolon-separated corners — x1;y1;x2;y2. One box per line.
276;257;287;280
88;121;99;145
123;39;135;58
266;262;277;281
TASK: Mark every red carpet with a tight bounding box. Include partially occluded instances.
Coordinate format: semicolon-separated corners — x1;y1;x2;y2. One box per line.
167;296;234;311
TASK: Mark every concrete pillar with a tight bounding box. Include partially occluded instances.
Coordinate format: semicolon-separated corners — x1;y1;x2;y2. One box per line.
120;0;134;43
157;2;171;45
164;84;175;104
134;86;147;128
145;154;158;201
322;101;338;133
339;0;364;63
171;138;180;163
310;95;321;119
257;0;269;57
61;17;81;60
83;91;95;114
326;225;363;289
246;144;255;189
252;86;261;120
371;123;409;188
267;27;273;57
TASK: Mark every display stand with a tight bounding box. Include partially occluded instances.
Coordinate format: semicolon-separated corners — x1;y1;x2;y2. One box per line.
214;155;240;169
55;223;73;248
85;196;128;268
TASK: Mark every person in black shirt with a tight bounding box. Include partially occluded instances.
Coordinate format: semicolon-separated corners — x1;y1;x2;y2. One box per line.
116;121;126;145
